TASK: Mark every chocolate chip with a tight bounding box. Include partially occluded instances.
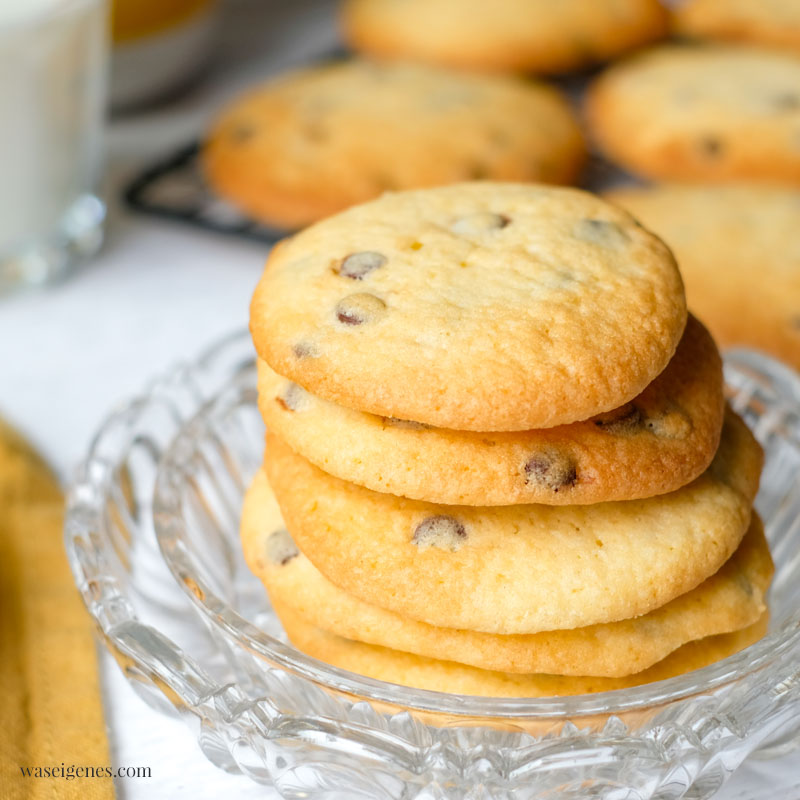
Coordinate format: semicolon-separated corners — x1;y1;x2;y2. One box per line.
231;123;257;143
292;341;320;359
381;417;431;430
276;382;308;412
304;121;329;142
372;173;398;192
773;93;800;111
412;515;467;552
534;160;557;181
542;267;577;290
266;528;299;566
594;403;692;439
574;218;629;246
450;213;510;236
644;408;692;440
700;136;723;157
335;293;387;326
336;251;387;280
466;162;491;180
593;404;642;434
337;310;361;325
523;451;577;492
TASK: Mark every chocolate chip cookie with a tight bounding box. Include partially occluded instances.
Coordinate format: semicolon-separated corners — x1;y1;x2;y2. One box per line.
341;0;668;74
674;0;800;54
607;183;800;371
586;44;800;183
203;60;585;230
250;183;687;431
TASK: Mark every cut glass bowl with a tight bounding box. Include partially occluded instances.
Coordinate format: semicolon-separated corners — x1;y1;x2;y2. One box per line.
65;330;800;799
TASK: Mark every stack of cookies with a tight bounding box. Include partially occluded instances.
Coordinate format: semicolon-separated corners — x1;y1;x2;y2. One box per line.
243;182;772;697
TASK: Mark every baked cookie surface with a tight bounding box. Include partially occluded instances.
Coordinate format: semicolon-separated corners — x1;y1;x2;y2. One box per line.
341;0;668;74
586;45;800;184
203;61;585;230
674;0;800;53
265;409;762;634
251;183;687;431
276;603;768;697
606;184;800;371
242;469;772;677
257;315;723;505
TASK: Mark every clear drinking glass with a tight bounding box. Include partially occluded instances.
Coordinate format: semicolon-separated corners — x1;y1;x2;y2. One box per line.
0;0;108;292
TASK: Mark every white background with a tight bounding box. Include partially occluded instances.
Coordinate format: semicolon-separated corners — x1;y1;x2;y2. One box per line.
0;1;797;796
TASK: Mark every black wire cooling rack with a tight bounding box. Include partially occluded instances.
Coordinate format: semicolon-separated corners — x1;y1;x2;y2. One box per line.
123;141;289;244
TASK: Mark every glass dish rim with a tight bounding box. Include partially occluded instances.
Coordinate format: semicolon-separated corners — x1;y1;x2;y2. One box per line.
152;330;800;720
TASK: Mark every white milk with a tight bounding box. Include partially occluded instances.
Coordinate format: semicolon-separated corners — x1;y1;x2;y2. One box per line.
0;0;107;260
0;0;70;25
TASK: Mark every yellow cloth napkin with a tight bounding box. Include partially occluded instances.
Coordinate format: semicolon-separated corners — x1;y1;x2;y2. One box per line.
0;419;114;800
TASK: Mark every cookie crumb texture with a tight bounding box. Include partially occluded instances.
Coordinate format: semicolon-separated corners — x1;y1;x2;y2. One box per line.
341;0;669;74
203;61;585;230
586;44;800;184
251;183;686;432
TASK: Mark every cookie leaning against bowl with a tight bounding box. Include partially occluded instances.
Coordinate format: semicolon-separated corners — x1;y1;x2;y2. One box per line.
242;469;772;677
585;44;800;184
250;183;687;431
202;60;585;231
258;315;723;506
341;0;668;74
606;184;800;371
673;0;800;54
265;408;763;635
276;603;768;698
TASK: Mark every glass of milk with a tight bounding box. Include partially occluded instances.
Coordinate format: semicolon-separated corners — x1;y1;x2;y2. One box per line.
0;0;108;292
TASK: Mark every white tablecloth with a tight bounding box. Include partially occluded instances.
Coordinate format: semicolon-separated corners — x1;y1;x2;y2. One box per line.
0;1;795;796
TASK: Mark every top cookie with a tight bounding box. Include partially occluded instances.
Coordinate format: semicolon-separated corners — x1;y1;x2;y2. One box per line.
341;0;668;74
202;60;585;230
250;183;687;431
674;0;800;54
586;44;800;184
